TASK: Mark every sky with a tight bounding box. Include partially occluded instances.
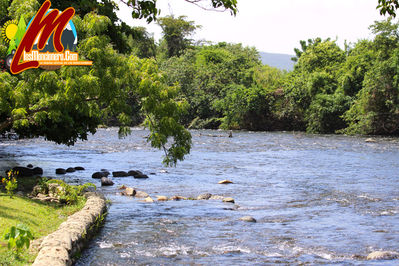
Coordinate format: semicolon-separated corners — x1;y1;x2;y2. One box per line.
116;0;387;55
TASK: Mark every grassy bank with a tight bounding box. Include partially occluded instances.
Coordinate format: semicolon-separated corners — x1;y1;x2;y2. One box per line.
0;178;87;265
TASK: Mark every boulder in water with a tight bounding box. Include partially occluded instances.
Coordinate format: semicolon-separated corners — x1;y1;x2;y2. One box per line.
128;170;149;179
170;196;187;201
134;173;149;179
197;193;212;200
101;171;110;177
56;168;66;175
210;195;224;200
101;177;114;186
66;167;76;173
239;216;256;223
144;197;154;203
367;251;399;260
135;191;149;198
127;170;141;176
74;166;85;171
112;171;129;177
92;172;105;179
32;167;43;175
11;166;42;177
156;196;168;201
222;197;235;203
125;187;136;196
26;164;33;168
218;180;233;184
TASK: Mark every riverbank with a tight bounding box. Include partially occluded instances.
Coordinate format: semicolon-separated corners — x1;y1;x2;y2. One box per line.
0;174;107;265
0;192;86;265
32;192;107;266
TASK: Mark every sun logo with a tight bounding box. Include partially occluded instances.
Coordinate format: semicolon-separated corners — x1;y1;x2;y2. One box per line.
1;20;18;43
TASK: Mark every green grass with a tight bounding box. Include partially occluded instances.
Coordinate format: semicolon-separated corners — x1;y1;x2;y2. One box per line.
0;177;86;265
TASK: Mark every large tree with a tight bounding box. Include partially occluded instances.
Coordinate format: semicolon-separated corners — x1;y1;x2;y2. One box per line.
0;0;195;166
157;15;200;58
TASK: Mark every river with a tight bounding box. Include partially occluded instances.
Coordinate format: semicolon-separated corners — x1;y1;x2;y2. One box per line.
1;128;398;265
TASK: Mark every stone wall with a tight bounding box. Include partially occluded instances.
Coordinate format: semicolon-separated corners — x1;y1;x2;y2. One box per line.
32;192;107;266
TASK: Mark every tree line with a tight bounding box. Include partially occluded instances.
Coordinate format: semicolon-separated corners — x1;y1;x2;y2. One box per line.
157;15;399;136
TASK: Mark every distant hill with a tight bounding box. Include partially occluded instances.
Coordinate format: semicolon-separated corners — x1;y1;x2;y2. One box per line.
259;52;295;71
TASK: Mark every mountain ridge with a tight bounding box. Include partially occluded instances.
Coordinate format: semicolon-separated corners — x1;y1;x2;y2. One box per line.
259;51;295;71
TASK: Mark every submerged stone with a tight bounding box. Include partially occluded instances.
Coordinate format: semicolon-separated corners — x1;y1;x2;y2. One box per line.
239;216;256;223
367;251;399;260
101;177;114;186
144;197;154;203
218;180;234;184
156;196;168;201
112;171;129;177
66;167;76;173
223;197;235;203
197;193;212;200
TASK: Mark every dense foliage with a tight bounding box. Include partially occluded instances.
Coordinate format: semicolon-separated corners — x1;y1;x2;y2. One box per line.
0;0;192;166
158;15;399;136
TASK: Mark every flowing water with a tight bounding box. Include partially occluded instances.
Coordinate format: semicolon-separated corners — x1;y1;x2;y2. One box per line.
1;129;399;265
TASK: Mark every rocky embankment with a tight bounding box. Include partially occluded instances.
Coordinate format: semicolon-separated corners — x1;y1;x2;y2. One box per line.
31;192;107;266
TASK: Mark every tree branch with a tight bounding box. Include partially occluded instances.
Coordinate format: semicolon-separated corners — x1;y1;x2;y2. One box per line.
0;97;100;133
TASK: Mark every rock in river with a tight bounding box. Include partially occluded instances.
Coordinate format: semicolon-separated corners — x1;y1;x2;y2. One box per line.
210;195;224;200
218;180;233;184
127;170;141;176
32;167;43;175
367;251;399;260
144;197;154;203
135;191;149;198
170;196;187;201
125;187;136;196
92;172;105;179
239;216;257;223
222;197;235;203
74;166;85;171
128;170;149;179
197;193;212;200
156;196;168;201
135;173;149;179
66;167;76;173
11;166;43;177
112;171;129;177
101;177;114;186
56;168;66;175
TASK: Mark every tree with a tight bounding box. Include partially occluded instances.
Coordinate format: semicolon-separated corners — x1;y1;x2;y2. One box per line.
377;0;399;16
291;38;323;62
284;39;350;133
120;0;238;23
157;16;200;58
0;1;191;166
342;19;399;135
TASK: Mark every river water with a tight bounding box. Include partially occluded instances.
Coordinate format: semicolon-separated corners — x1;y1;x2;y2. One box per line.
1;128;398;265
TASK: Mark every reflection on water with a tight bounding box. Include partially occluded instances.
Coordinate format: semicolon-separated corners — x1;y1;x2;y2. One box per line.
1;129;399;264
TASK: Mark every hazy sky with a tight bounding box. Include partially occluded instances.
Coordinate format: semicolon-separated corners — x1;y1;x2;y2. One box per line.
116;0;387;55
